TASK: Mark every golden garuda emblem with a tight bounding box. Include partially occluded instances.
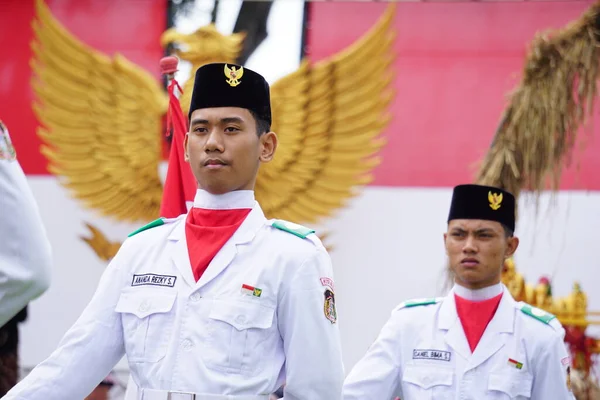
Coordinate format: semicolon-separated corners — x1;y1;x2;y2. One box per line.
488;191;503;210
224;64;244;87
30;0;396;260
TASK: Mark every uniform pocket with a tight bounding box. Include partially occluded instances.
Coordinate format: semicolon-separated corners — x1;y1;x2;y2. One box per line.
204;299;275;374
488;371;533;399
402;364;454;400
115;288;177;363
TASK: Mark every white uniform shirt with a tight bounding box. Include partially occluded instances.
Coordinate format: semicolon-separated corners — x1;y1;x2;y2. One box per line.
4;190;344;400
343;285;574;400
0;122;52;327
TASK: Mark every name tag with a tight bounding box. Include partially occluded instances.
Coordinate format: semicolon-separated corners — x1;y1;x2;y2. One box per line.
132;273;176;288
413;349;451;362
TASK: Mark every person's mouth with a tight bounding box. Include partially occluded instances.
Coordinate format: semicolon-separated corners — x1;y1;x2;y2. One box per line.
460;258;479;268
204;158;227;169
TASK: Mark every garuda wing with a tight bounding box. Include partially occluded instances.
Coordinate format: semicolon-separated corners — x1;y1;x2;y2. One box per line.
257;4;396;223
31;0;168;222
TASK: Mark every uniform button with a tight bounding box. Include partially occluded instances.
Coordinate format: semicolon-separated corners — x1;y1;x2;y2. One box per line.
190;293;201;302
139;300;150;312
182;339;193;350
235;315;246;324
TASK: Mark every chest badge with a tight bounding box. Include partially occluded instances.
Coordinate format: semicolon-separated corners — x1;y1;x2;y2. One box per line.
241;284;262;297
507;358;524;370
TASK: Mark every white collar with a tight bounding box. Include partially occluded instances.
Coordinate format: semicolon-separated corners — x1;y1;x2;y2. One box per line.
192;189;255;210
453;282;503;301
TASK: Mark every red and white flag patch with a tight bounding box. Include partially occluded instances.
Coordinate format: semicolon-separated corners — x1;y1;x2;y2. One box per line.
241;284;262;297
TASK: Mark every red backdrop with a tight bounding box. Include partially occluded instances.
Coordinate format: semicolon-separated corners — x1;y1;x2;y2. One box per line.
306;1;600;190
0;0;167;175
1;0;598;190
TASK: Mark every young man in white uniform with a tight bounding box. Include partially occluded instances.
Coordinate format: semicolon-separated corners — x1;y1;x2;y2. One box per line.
342;184;574;399
0;120;52;331
0;121;52;395
4;64;344;400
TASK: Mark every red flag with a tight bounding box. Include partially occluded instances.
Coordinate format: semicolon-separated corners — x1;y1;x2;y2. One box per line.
159;78;197;218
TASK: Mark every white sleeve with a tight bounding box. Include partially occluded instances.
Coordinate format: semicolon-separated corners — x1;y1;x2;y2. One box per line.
277;246;344;400
530;322;576;400
0;158;52;327
2;239;132;400
343;310;403;400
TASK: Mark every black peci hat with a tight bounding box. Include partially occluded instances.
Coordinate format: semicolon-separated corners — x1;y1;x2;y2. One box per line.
188;63;271;126
447;184;516;232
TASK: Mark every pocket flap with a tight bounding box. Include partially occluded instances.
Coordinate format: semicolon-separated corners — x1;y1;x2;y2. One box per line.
403;364;454;389
209;300;274;331
115;289;177;319
488;372;533;398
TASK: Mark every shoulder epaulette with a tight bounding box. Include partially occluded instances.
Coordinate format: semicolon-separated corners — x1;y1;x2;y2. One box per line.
519;303;556;325
128;217;175;238
271;220;315;239
396;297;442;310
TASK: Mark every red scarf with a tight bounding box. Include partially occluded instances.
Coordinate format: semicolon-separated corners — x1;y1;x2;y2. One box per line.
185;208;251;281
455;293;503;353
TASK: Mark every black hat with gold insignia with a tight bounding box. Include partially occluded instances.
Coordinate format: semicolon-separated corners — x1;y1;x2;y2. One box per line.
447;184;516;232
188;63;271;125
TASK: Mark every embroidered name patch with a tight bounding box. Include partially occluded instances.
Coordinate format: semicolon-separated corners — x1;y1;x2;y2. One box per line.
412;349;451;362
132;274;176;287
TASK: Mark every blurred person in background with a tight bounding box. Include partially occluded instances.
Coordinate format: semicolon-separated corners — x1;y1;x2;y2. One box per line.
0;120;52;395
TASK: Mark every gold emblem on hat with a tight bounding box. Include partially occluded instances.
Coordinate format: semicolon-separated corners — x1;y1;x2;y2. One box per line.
488;191;503;210
224;64;243;87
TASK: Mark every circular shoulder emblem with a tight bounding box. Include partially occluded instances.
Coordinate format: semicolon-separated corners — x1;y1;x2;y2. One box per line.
0;121;16;161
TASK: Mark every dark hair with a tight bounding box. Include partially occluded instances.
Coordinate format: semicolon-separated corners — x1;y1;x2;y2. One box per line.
249;110;271;136
501;223;514;238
